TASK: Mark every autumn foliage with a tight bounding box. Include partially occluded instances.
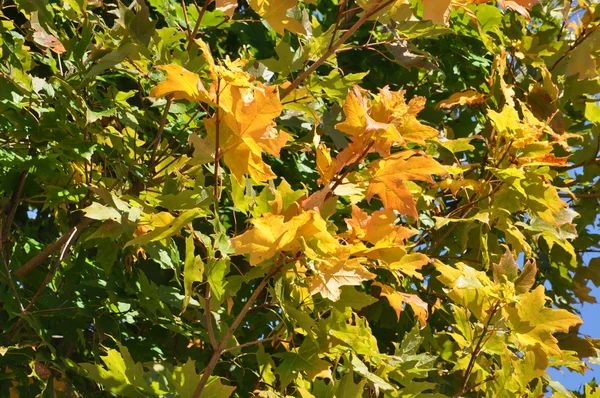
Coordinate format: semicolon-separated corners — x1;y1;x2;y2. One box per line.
1;0;600;397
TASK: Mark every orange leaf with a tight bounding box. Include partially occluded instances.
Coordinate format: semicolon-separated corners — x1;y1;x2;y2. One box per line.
205;83;287;182
366;151;446;216
437;90;487;109
375;282;428;327
345;205;415;245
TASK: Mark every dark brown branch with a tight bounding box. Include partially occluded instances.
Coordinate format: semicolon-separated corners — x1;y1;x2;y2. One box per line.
564;157;600;171
559;192;600;199
14;218;91;279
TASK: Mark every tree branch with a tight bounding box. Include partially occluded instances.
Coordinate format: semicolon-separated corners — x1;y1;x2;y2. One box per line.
279;0;394;99
192;261;286;398
213;79;222;201
187;0;214;51
8;226;80;340
454;301;500;398
325;140;374;201
14;218;91;279
328;0;346;50
564;157;600;171
222;335;278;353
2;169;28;249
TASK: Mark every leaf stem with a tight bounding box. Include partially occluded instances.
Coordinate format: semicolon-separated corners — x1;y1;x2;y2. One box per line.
222;335;278;353
213;79;222;201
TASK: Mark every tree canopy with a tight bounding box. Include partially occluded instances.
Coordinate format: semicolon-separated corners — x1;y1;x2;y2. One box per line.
1;0;600;397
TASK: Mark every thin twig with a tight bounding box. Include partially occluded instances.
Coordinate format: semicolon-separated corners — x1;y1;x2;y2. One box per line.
213;79;222;201
155;106;204;163
29;306;77;315
14;219;91;279
559;192;600;199
460;374;499;396
325;141;374;201
191;260;287;398
280;0;394;99
222;335;278;353
181;0;192;40
548;24;599;72
1;249;23;312
187;0;214;51
2;169;28;250
328;0;346;50
205;285;219;350
564;157;600;171
454;301;500;398
8;227;80;340
149;96;173;170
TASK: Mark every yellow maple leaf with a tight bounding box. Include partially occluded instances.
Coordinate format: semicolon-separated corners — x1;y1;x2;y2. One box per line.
366;151;446;217
374;87;439;146
387;252;430;280
248;0;305;36
309;258;376;301
149;64;212;103
205;82;288;182
335;86;439;160
316;144;336;185
230;211;337;265
488;105;544;149
504;285;582;357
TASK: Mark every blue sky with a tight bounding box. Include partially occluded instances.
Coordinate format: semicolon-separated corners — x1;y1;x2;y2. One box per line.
548;283;600;391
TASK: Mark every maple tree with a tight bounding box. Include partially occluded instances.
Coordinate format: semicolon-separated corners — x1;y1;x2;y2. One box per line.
1;0;600;397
